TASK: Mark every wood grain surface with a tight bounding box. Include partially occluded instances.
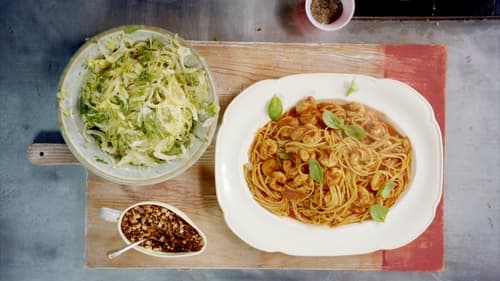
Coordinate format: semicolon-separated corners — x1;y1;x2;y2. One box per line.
85;42;386;269
27;143;78;165
27;42;446;270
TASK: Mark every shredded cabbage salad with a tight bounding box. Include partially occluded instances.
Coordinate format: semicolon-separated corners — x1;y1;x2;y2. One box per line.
80;34;218;167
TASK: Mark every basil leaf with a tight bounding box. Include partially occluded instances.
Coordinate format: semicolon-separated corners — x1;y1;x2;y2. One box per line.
322;110;345;129
344;124;368;140
346;79;358;96
370;204;390;222
378;181;397;199
124;25;140;34
277;151;289;160
309;158;324;183
267;95;283;121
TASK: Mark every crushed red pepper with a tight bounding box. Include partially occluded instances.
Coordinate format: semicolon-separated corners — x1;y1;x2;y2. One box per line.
121;204;204;253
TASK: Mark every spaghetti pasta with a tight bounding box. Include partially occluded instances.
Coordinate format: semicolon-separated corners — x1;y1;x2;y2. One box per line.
244;96;412;226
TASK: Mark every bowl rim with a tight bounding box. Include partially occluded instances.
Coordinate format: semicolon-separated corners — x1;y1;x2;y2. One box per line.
305;0;355;31
57;25;219;186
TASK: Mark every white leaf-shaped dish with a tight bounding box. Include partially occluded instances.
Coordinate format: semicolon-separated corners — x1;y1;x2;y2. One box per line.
215;73;443;256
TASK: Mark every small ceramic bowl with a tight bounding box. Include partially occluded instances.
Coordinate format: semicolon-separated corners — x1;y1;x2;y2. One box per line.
99;201;207;258
57;26;218;185
305;0;355;31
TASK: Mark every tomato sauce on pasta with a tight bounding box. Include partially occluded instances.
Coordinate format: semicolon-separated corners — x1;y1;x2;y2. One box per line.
244;96;412;226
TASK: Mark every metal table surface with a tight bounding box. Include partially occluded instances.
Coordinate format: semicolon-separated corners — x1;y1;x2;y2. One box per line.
0;0;499;280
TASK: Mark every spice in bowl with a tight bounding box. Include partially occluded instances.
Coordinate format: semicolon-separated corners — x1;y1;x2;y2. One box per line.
310;0;343;24
120;204;204;253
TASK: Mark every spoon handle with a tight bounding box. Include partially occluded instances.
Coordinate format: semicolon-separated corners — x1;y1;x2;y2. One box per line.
107;239;146;260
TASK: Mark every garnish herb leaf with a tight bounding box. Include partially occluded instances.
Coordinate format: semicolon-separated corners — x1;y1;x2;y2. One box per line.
344;124;368;140
322;111;367;141
124;25;140;34
277;151;290;160
137;50;153;64
79;96;89;115
206;102;219;116
139;71;154;82
346;79;358;96
94;156;108;164
267;95;283;121
309;159;324;183
322;111;367;140
378;181;397;199
370;204;390;222
322;110;345;129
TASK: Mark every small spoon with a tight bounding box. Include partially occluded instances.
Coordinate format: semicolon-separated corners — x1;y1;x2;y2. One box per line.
107;239;146;259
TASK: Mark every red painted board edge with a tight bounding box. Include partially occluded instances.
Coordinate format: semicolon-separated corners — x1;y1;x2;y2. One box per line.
382;45;447;272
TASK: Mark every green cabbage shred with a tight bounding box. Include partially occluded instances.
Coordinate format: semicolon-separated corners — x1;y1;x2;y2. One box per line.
80;35;218;167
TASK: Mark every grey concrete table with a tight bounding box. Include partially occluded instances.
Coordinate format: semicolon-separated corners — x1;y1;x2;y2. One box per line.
1;0;499;280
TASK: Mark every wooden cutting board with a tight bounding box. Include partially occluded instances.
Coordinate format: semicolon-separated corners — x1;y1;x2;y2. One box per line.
28;42;446;270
